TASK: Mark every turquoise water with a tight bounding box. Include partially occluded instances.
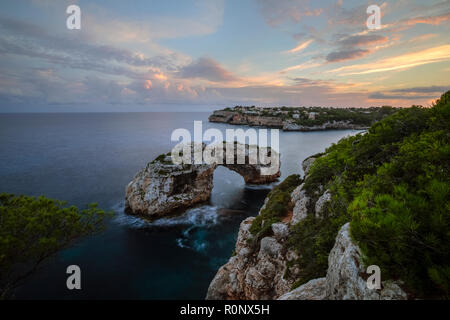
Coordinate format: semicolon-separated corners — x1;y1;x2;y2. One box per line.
0;112;360;299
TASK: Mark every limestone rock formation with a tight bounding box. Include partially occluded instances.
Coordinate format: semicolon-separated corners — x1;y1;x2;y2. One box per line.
283;120;368;131
301;156;316;177
207;155;408;300
206;217;296;300
278;223;407;300
209;111;284;128
291;183;309;224
206;157;316;300
278;278;326;300
315;190;331;216
125;143;280;218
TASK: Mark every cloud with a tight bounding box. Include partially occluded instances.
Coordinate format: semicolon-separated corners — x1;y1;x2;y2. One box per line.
285;39;313;54
324;34;389;63
0;16;183;75
403;12;450;26
177;57;239;83
390;86;450;93
382;11;450;33
256;0;323;26
329;3;371;27
280;61;321;73
368;92;438;100
329;45;450;75
0;14;226;106
337;34;389;47
368;86;449;102
326;48;370;62
1;0;449;110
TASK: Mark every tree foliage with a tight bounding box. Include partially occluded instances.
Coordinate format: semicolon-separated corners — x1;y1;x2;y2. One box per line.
0;194;111;298
285;91;450;298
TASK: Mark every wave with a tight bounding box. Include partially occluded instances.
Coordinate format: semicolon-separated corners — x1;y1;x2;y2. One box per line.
111;201;149;228
112;201;220;228
152;205;220;227
112;201;221;253
244;183;275;190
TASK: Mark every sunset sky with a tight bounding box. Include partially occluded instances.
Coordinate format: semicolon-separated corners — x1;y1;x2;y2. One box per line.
1;0;449;111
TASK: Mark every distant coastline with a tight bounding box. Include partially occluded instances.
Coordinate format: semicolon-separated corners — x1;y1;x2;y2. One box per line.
209;105;398;131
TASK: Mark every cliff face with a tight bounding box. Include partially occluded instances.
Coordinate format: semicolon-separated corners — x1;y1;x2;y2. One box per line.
282;120;368;131
206;156;407;300
209;111;284;128
206;217;296;300
278;223;407;300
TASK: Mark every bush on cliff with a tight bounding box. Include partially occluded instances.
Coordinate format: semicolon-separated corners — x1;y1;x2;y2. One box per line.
286;91;450;298
350;92;450;298
250;174;301;240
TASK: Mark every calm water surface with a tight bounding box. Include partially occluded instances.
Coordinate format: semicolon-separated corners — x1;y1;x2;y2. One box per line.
0;112;360;299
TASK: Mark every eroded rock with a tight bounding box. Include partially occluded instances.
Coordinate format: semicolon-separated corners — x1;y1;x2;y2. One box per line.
206;218;294;300
291;183;309;224
208;154;407;301
315;190;331;216
278;223;408;300
125;143;280;218
302;157;316;177
278;278;327;300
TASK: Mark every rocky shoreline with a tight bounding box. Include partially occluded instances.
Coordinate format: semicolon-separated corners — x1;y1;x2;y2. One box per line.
206;156;407;300
207;106;395;131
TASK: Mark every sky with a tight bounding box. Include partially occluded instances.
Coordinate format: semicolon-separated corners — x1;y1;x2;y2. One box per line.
0;0;449;111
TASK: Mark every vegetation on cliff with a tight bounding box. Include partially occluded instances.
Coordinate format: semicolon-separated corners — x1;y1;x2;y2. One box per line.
282;91;450;298
250;174;301;240
0;194;111;298
214;105;397;128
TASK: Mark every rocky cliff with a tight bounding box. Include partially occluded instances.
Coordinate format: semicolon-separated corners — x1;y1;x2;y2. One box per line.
206;156;407;300
209;111;284;128
209;108;375;131
282;120;368;131
125;143;280;218
278;223;407;300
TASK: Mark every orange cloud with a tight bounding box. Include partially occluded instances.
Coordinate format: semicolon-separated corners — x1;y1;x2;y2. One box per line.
280;61;321;73
404;12;450;26
329;45;450;76
154;73;168;81
144;80;152;89
285;39;314;54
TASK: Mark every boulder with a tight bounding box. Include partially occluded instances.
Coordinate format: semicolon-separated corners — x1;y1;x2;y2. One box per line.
271;223;289;241
315;190;331;216
278;278;326;300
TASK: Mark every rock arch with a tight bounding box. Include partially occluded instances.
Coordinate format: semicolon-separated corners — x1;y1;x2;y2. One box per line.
125;143;280;218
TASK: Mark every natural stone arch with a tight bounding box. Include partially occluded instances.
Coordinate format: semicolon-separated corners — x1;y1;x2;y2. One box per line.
125;143;280;218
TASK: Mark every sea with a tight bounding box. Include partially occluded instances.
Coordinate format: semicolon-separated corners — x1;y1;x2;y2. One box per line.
0;112;361;299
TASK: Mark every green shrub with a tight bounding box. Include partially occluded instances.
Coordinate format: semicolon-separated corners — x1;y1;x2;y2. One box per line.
350;109;450;298
249;175;302;239
151;153;174;165
286;91;450;298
